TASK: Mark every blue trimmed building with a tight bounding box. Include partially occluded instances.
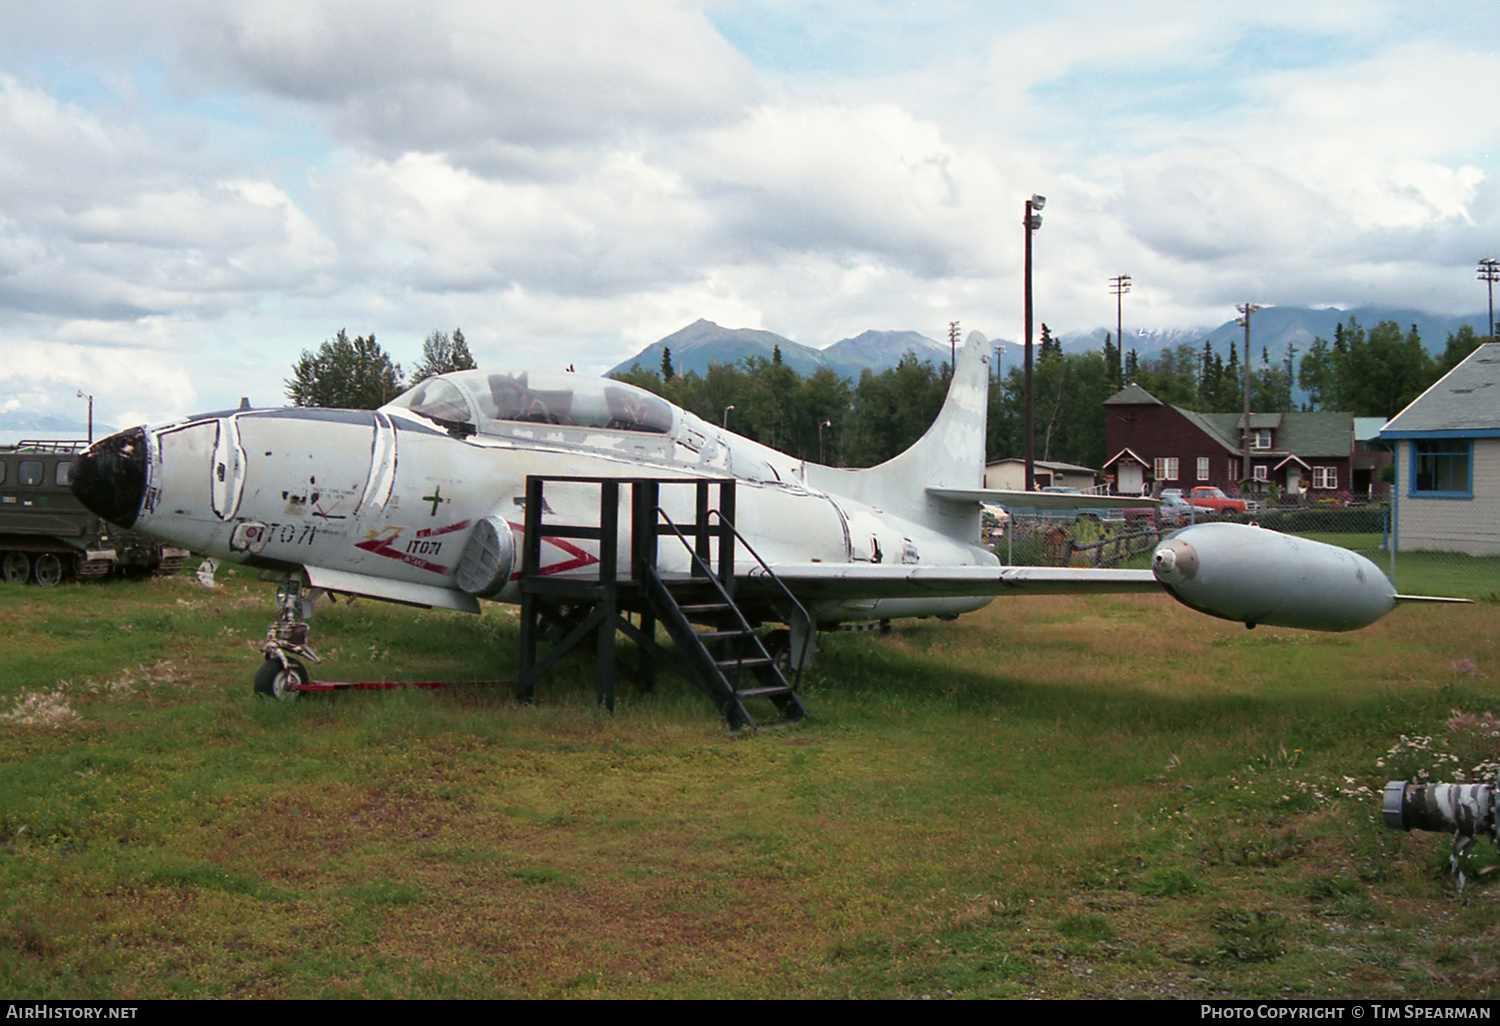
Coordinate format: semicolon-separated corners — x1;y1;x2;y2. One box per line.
1380;343;1500;556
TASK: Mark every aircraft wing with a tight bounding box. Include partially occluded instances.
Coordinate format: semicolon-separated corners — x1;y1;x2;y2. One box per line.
928;488;1157;510
740;562;1160;602
744;521;1413;633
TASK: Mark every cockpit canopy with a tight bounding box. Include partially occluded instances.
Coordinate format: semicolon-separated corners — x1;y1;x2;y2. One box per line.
386;371;676;437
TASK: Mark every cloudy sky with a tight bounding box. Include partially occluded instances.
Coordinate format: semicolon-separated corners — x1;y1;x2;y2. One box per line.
2;1;1497;431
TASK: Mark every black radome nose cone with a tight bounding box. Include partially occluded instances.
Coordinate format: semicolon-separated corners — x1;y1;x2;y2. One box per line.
72;427;148;528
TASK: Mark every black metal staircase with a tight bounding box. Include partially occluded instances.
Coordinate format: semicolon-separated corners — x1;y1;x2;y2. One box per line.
515;475;808;730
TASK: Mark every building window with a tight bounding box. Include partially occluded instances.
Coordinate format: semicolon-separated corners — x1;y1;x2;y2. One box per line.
1411;440;1472;498
1154;457;1178;481
1251;428;1272;450
1197;457;1209;481
1312;466;1338;490
1253;465;1268;482
1229;459;1238;480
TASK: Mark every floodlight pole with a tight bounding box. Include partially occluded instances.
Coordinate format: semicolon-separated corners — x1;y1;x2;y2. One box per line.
1478;259;1499;338
1023;194;1045;491
76;390;93;445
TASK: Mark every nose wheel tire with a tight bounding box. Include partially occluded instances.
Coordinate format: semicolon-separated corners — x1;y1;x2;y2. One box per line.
2;552;29;584
254;658;307;700
34;554;64;588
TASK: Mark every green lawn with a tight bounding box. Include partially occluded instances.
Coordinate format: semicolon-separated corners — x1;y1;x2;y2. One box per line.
1297;532;1499;600
2;567;1499;998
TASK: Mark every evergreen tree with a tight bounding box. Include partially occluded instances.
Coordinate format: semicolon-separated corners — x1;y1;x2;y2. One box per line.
1039;323;1061;362
660;346;675;381
1199;340;1218;406
1331;318;1435;417
1298;336;1336;411
287;329;404;409
1134;343;1201;407
410;327;477;383
1224;343;1240;409
1103;332;1121;391
1437;324;1485;376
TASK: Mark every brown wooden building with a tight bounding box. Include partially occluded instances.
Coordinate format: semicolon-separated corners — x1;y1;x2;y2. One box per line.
1102;384;1368;499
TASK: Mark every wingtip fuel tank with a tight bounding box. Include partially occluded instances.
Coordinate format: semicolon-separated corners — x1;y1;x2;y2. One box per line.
1152;522;1396;632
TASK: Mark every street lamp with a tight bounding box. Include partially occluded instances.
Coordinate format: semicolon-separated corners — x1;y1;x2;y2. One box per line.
1478;259;1499;338
818;419;831;464
1023;193;1044;491
76;390;93;444
722;404;735;429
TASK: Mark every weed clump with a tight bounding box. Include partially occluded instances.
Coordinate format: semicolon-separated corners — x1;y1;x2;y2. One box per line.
1;689;79;728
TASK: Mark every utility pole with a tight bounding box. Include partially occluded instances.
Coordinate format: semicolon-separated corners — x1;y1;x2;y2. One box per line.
1023;194;1045;491
1236;302;1261;486
1109;274;1130;388
948;320;960;375
1478;259;1499;338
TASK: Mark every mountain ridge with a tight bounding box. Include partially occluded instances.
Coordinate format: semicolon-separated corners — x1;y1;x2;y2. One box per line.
610;307;1494;382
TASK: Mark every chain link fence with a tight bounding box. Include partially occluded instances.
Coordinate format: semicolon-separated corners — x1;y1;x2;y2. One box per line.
988;503;1499;601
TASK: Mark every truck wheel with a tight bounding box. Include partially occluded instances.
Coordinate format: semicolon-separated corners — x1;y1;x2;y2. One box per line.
34;554;64;588
2;551;29;585
253;658;306;700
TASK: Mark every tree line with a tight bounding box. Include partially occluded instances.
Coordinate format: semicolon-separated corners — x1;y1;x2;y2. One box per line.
1122;317;1486;421
284;318;1491;474
286;328;477;408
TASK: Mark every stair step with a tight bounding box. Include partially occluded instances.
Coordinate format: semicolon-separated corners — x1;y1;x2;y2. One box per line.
678;603;732;615
735;685;795;699
717;656;773;669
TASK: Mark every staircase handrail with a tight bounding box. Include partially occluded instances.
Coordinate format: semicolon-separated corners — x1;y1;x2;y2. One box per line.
653;505;814;685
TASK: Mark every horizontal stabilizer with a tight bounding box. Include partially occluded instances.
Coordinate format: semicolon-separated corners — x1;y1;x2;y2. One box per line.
929;487;1159;510
303;565;481;613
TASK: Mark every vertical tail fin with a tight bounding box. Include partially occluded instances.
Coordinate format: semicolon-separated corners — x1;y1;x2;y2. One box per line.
806;331;989;540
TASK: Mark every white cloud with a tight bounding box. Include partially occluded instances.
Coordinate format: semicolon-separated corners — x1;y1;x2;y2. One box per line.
190;0;755;159
0;1;1497;420
687;102;1006;277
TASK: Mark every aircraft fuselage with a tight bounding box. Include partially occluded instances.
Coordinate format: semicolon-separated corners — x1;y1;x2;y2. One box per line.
88;387;995;625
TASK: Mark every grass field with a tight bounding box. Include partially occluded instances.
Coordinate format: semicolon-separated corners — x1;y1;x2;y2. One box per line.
2;567;1500;999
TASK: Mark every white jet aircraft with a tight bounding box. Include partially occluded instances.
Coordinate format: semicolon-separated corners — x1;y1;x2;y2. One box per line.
70;332;1417;724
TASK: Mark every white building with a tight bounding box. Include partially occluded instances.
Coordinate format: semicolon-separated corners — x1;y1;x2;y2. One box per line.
1380;343;1500;556
983;458;1098;492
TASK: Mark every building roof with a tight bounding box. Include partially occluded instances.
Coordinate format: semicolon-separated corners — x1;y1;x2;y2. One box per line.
1353;417;1388;442
1103;447;1150;469
1109;383;1354;457
1177;409;1241;453
1200;411;1353;457
986;458;1098;475
1381;343;1500;436
1103;383;1162;406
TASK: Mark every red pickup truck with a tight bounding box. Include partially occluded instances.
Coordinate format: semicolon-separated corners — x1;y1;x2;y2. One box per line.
1186;486;1260;515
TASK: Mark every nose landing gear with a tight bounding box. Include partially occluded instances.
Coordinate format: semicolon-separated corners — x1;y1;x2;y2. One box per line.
255;577;320;700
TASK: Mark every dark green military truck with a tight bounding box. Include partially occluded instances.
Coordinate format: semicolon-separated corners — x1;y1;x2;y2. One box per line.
0;440;187;586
